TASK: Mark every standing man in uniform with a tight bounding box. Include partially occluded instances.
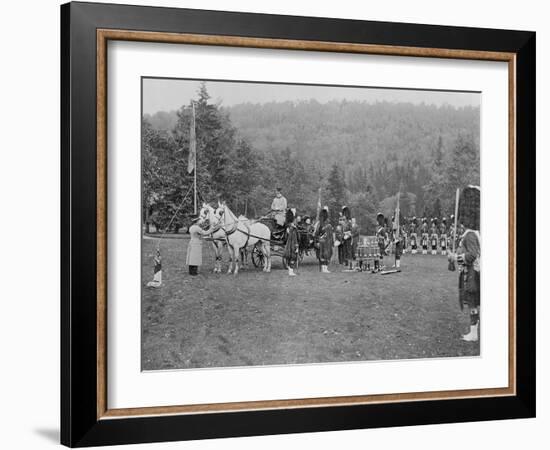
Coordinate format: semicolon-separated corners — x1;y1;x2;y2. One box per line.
350;217;360;270
375;212;388;272
409;216;418;254
315;206;334;273
440;217;448;255
283;209;299;276
335;217;344;265
430;218;439;255
421;217;429;254
448;186;481;342
271;187;288;227
341;206;353;268
392;218;403;269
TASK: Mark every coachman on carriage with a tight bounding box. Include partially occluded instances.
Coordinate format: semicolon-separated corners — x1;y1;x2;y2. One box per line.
254;208;316;270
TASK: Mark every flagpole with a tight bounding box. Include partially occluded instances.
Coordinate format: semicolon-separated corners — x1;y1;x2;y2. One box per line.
193;102;197;215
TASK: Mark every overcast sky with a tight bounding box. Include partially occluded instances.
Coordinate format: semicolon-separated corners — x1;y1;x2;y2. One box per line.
142;78;480;115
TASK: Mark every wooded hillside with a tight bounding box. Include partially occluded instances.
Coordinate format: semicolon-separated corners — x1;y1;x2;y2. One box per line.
143;83;480;233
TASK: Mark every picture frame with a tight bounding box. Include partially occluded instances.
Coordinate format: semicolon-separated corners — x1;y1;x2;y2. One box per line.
61;1;535;447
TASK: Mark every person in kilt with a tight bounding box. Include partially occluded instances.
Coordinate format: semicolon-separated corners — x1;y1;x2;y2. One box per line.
315;206;334;273
341;206;353;268
430;218;439;254
439;217;448;254
409;217;418;253
335;217;344;265
448;186;481;342
284;209;299;277
421;217;429;253
350;217;360;269
375;212;388;271
392;220;403;269
401;218;408;254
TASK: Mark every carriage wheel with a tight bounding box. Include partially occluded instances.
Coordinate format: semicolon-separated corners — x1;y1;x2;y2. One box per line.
251;246;265;268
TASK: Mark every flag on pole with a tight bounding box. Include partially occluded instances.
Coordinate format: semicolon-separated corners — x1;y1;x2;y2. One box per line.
316;187;322;221
187;103;196;174
395;191;400;233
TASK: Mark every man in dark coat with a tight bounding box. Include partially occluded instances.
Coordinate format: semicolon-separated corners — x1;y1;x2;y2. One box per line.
375;212;387;271
448;186;481;342
409;217;418;254
335;217;344;265
421;218;429;254
341;206;353;268
391;218;403;269
315;206;334;273
430;218;439;254
283;209;299;276
350;217;360;269
439;217;448;255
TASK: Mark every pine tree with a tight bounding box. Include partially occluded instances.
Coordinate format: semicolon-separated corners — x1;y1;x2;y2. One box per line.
326;163;346;223
172;82;237;203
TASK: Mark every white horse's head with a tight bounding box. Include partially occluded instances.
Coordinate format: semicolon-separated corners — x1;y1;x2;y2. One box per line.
199;202;222;226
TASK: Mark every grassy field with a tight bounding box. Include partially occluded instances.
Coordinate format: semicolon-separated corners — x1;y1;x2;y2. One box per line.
141;236;479;370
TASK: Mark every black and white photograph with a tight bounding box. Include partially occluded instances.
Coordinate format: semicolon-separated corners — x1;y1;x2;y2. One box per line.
141;78;481;371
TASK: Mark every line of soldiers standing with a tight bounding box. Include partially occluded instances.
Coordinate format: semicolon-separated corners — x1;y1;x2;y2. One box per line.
401;216;463;255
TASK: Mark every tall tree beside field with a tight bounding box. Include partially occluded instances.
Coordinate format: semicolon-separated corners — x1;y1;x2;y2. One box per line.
326;163;347;223
172;82;237;202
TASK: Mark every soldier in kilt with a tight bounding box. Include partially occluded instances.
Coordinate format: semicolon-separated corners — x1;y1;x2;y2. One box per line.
375;212;387;271
421;218;429;254
341;206;353;268
409;217;418;254
392;221;403;269
315;206;334;273
448;186;481;342
283;209;299;277
350;217;360;269
430;218;439;254
335;218;344;264
439;217;448;255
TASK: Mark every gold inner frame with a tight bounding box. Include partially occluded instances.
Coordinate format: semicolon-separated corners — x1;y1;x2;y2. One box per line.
96;29;517;420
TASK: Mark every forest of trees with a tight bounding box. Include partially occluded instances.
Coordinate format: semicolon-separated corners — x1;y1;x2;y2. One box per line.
143;83;480;234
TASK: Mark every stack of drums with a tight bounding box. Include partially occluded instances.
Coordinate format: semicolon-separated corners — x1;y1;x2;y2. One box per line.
356;236;380;271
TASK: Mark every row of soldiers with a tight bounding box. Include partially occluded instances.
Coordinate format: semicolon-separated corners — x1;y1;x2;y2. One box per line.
401;216;463;255
372;215;462;267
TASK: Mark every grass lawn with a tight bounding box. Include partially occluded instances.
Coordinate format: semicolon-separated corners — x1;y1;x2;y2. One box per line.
141;236;479;370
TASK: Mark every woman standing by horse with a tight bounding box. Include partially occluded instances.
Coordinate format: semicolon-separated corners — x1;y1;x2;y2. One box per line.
186;215;215;276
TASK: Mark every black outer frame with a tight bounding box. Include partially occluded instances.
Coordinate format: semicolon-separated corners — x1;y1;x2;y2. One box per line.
61;1;535;447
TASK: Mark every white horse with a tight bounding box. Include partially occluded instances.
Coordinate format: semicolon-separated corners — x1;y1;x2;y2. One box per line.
199;203;227;273
218;202;272;275
199;203;251;273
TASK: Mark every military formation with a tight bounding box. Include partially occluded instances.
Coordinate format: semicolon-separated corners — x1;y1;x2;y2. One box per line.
401;216;461;256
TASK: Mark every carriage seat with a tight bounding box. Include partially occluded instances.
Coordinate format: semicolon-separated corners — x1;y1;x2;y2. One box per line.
258;217;286;243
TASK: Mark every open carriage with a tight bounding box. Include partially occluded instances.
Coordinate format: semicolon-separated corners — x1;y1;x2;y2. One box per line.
250;216;315;269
